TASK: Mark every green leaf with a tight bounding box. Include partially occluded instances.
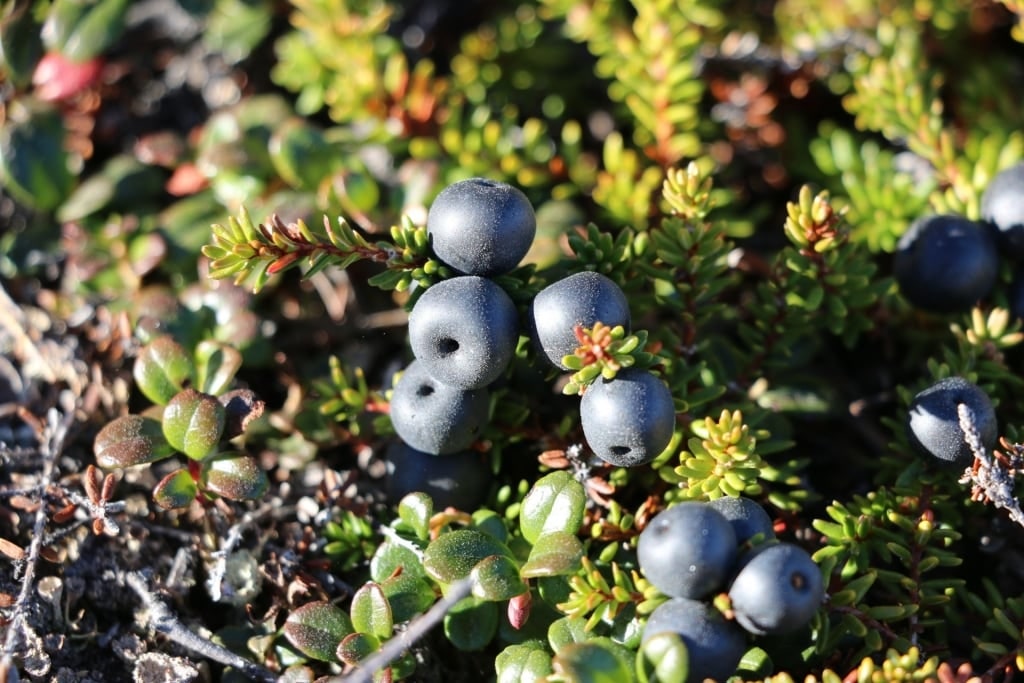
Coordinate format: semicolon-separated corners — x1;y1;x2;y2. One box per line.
519;471;586;545
200;452;269;501
152;468;199;510
195;340;243;396
551;638;636;683
521;531;584;578
380;571;435;623
548;617;591;651
471;555;528;602
0;4;44;86
283;601;353;663
0;105;74;211
336;631;381;667
134;336;195;406
370;541;427;583
443;597;498;651
496;642;554;683
94;415;175;468
422;529;514;585
350;582;393;640
636;632;688;683
398;492;433;541
163;389;226;460
268;117;339;190
43;0;131;61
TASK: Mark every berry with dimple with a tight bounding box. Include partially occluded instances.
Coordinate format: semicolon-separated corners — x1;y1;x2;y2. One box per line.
641;597;747;683
529;271;631;370
708;496;776;546
907;376;997;467
894;214;998;314
384;441;490;511
981;162;1024;259
727;542;824;636
580;368;675;467
407;276;520;390
389;359;490;455
426;178;536;276
637;502;737;599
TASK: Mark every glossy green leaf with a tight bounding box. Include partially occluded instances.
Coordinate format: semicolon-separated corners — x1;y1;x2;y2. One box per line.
336;631;380;667
471;554;528;602
520;531;584;578
152;468;199;510
350;582;393;640
551;638;636;683
43;0;131;62
200;452;269;501
283;601;353;663
422;529;513;585
268;117;339;190
548;616;591;652
0;4;44;85
56;155;165;222
495;642;553;683
163;389;226;460
370;541;427;583
0;105;74;211
195;340;243;396
380;571;435;623
398;492;433;541
636;632;688;683
94;414;175;468
443;597;498;651
134;336;194;406
519;471;586;545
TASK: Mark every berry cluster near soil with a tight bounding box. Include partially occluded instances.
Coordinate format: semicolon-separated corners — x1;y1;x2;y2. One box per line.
6;2;1024;683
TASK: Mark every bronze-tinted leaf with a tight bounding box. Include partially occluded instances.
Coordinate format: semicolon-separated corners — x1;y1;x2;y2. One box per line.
163;388;226;460
94;414;175;468
283;601;353;663
152;468;198;510
219;388;265;440
200;452;269;501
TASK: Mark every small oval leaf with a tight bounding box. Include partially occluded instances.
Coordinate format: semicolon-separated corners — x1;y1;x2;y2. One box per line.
152;468;198;510
200;452;269;501
134;336;194;405
336;632;381;667
495;642;553;683
636;632;688;683
443;597;498;651
520;531;584;578
284;601;353;663
350;582;393;640
94;415;175;468
519;471;586;545
163;388;226;460
195;340;243;395
398;492;433;541
380;571;435;623
422;529;513;585
551;638;635;683
471;555;528;602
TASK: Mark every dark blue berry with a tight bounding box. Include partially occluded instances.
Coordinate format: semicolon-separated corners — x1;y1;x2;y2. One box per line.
727;542;823;636
641;597;746;683
389;360;490;455
637;502;738;599
529;271;630;370
426;178;536;276
408;276;520;390
708;496;776;546
981;162;1024;259
894;214;998;314
907;376;997;466
384;441;490;510
580;368;675;467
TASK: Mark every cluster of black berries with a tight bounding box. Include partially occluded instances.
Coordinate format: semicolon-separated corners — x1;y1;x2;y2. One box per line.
895;162;1024;314
385;178;676;505
637;499;824;682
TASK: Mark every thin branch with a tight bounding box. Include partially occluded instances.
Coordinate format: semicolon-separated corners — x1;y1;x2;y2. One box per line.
958;403;1024;527
331;577;476;683
124;571;277;683
206;503;290;602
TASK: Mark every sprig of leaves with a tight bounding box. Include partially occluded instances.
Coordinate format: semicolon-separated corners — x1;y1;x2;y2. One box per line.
561;323;659;395
557;557;658;631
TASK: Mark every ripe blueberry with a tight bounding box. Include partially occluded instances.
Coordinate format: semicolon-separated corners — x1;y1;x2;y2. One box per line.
637;502;737;599
580;368;675;467
389;360;490;455
727;542;823;636
408;276;520;390
384;440;490;510
426;178;536;276
708;496;776;546
894;214;998;314
981;162;1024;259
529;271;631;370
641;597;746;683
907;376;997;467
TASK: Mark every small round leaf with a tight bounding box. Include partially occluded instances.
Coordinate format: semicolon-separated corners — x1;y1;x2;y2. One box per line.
496;642;553;683
636;632;688;683
283;601;353;663
398;492;433;541
520;531;584;578
152;468;198;510
471;555;528;602
551;638;635;683
163;388;226;460
443;597;498;651
350;582;393;640
380;571;435;623
520;471;586;545
336;632;380;667
422;529;514;585
94;414;175;468
134;336;194;406
200;452;269;501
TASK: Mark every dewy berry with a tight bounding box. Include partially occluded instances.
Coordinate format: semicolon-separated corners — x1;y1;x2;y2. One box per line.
389;359;490;455
637;501;738;599
981;162;1024;259
893;214;998;314
384;440;490;511
529;271;631;370
407;275;520;390
907;376;998;467
426;177;537;277
641;597;747;683
727;542;824;636
708;495;776;546
579;368;675;467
